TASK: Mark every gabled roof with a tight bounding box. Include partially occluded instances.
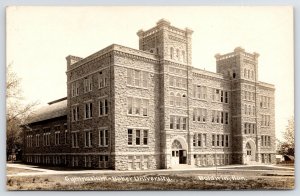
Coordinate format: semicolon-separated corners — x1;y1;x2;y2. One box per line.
27;98;67;125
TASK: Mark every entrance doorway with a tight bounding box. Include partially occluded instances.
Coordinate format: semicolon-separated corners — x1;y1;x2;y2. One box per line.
171;140;187;165
245;141;256;164
246;142;252;162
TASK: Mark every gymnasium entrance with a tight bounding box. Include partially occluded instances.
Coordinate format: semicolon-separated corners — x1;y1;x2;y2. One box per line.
171;140;187;165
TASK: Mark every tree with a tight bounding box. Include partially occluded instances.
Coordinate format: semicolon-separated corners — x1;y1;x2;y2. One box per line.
6;64;38;161
278;117;294;156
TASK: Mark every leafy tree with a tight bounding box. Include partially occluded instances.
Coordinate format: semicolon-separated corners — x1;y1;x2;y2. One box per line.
6;64;38;160
278;117;294;156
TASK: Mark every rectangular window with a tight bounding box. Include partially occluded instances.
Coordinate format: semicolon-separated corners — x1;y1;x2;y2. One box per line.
35;134;40;147
182;117;187;130
170;116;174;129
170;76;174;87
198;133;202;147
55;131;60;145
217;135;220;146
72;106;79;121
212;134;215;147
135;98;141;115
176;117;181;129
142;72;148;88
193;134;196;147
142;99;149;116
225;92;228;103
221;135;224;146
99;100;104;116
98;72;104;88
136;130;140;145
134;70;141;87
143;130;148;145
221;112;224;124
71;132;78;148
193;109;196;121
127;97;133;114
71;81;79;97
225;135;229;147
202;134;207;147
127;69;134;86
84;76;92;93
128;129;133;145
225;112;229;124
84;131;92;147
221;90;224;102
99;129;109;147
104;99;109;115
84;102;93;119
135;156;141;170
128;156;134;170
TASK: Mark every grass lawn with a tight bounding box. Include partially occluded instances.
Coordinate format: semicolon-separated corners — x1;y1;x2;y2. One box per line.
6;167;42;175
7;171;294;190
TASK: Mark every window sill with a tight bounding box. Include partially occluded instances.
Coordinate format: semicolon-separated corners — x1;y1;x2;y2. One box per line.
127;85;149;90
127;145;149;148
98;145;109;147
192;121;207;124
99;114;109;117
98;86;109;90
127;114;149;118
84;118;93;120
72;147;80;148
169;86;187;90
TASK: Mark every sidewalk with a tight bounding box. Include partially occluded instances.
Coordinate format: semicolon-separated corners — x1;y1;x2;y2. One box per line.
6;163;294;177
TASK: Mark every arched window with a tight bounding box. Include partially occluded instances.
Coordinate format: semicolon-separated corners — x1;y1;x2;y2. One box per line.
248;105;251;115
251;70;254;79
170;92;175;106
245;104;247;115
244;68;247;77
176;93;181;106
247;70;250;78
170;47;174;59
233;70;236;78
176;49;180;60
252;106;255;115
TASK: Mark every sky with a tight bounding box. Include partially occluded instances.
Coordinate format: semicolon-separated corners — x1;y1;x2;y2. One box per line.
6;6;293;141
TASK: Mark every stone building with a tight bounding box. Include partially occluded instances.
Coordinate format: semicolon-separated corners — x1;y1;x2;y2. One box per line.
22;19;276;170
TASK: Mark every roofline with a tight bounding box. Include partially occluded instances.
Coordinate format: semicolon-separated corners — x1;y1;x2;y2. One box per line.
48;97;67;105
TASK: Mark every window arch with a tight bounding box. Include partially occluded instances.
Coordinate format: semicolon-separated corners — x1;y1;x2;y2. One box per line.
170;47;174;59
176;93;181;106
170;92;175;106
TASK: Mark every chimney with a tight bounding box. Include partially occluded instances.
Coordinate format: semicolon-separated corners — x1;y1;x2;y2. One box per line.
66;55;82;70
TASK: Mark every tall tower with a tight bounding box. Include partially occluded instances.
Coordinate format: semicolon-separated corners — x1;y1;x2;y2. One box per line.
215;47;260;164
137;19;193;168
